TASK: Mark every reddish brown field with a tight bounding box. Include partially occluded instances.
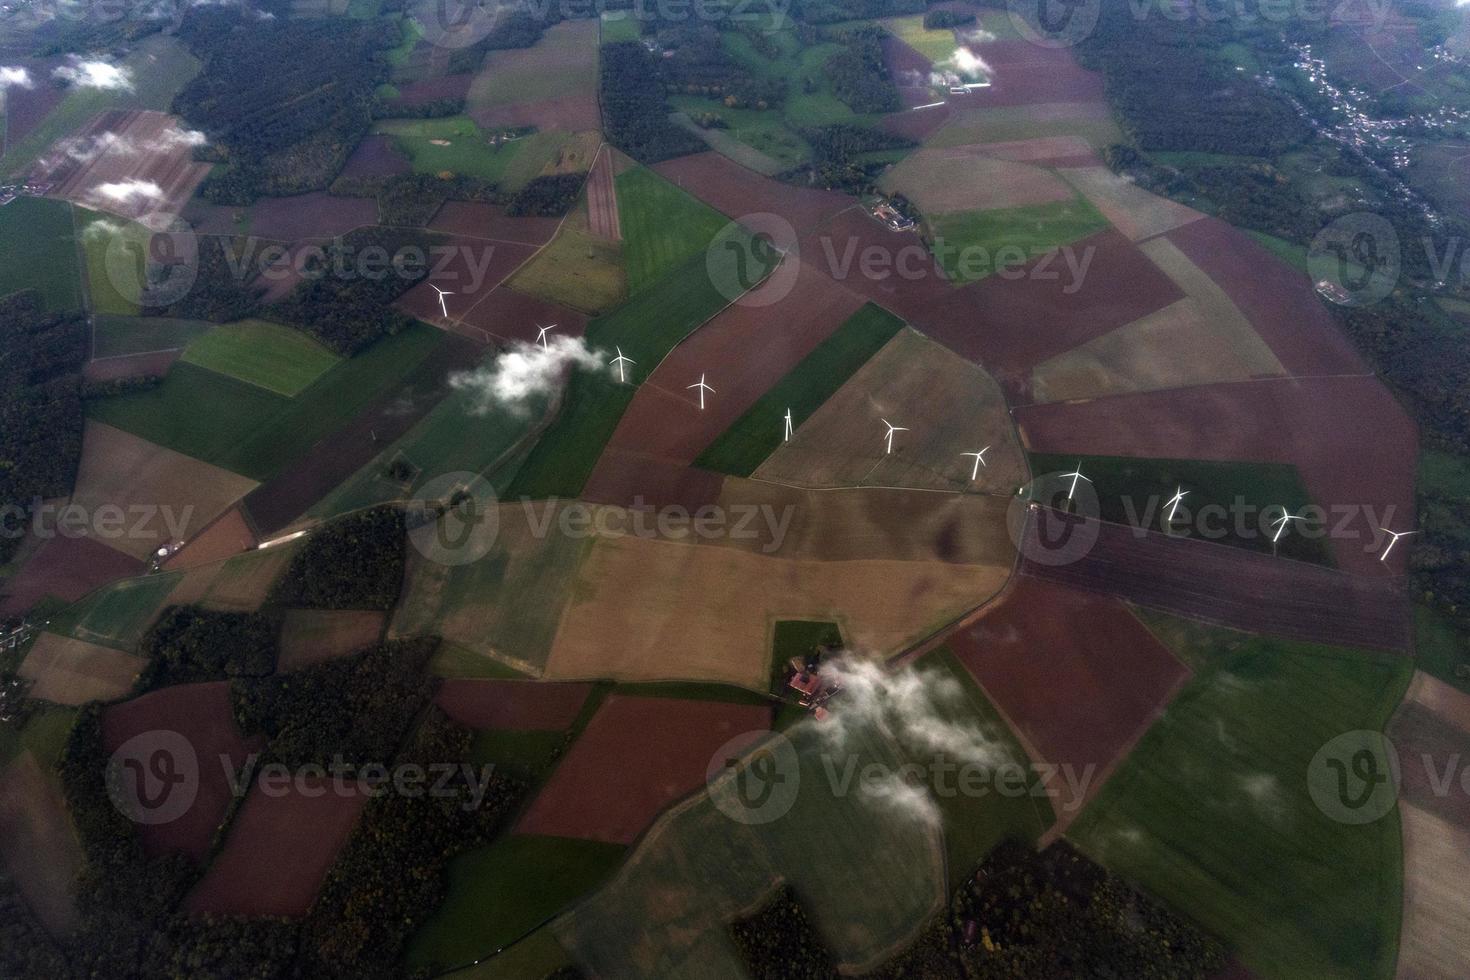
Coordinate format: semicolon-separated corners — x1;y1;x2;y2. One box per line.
975;135;1100;167
1016;515;1414;651
43;109;212;219
396;235;538;327
881;34;938;109
963;39;1105;106
516;694;770;844
579;451;729;512
339;134;411;179
880;101;955;142
470;93;601;133
2;65;65;146
435;679;593;731
389;72;473;107
242;333;483;535
1388;698;1470;828
249;193;377;243
1164;217;1365;376
0;534;145;616
580;257;865;503
100;681;266;862
1014;375;1419;575
947;577;1189;813
454;285;589;346
585;147;621;241
652;152;852;229
185;777;368;917
428;201;561;246
163;507;257;570
84;350;180;382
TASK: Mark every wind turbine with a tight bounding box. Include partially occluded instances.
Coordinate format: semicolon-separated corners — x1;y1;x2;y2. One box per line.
609;346;635;384
535;323;557;350
431;284;453;319
1378;528;1418;562
880;419;908;455
1270;509;1305;545
783;408;793;442
1060;462;1091;501
687;373;715;410
1165;486;1190;523
960;447;990;481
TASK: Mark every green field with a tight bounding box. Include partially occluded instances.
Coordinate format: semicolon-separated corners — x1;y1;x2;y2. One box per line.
1070;633;1411;980
428;642;535;680
928;197;1111;283
1246;230;1309;274
696;303;905;476
507;242;776;498
48;572;183;651
92;316;214;358
1028;452;1330;565
928;104;1125;151
75;208;143;316
508;222;627;316
179;319;341;397
885;14;960;62
373;116;542;184
615;166;732;295
669;96;812;174
599;11;641;43
0;197;82;312
0;705;78;770
442;927;573;979
406;835;627;973
88;324;444;480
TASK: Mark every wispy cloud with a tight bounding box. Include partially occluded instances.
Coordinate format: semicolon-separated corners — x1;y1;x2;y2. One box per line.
0;66;33;89
53;58;133;91
92;179;164;206
449;335;608;416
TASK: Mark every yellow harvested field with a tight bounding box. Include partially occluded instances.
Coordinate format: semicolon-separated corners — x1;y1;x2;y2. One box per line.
71;421;258;561
543;533;1008;689
879;149;1073;215
753;329;1026;494
1058;166;1205;242
0;753;83;937
1398;802;1470;980
1029;296;1283;403
1400;670;1470;733
277;610;386;672
19;632;143;705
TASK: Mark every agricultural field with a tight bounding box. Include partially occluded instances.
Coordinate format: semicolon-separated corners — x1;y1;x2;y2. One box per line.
926;102;1124;151
436;679;593;731
467;20;601;132
0;196;82;312
0;753;83;937
74;207;145;316
1058;165;1204;242
372;118;592;189
18;632;144;705
1070;634;1411;980
879;148;1073;216
753;327;1026;494
506;194;626;315
614;165;729;294
41;109;212;220
196;544;299;612
884;14;961;63
44;570;182;651
179;319;341;397
599;11;641;44
276;609;385;672
696;303;905;476
925;196;1110;283
668;97;810;174
92;316;213;358
0;704;76;770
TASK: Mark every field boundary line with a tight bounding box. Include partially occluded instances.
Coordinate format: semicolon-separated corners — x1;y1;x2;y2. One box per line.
1007;369;1382;413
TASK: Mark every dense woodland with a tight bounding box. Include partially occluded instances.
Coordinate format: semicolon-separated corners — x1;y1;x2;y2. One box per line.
174;10;388;202
269;505;406;609
789;124;916;192
135;607;279;692
143;236;264;324
826;27;902;115
0;292;87;566
600;41;707;163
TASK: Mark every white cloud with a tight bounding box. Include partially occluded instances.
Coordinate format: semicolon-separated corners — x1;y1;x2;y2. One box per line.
80;219;125;243
93;179;165;206
946;47;993;81
863;771;942;826
53;58;134;91
0;66;33;89
449;335;608;415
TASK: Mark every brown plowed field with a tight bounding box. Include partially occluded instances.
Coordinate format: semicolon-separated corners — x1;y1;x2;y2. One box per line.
100;681;266;862
1017;514;1413;651
389;72;473;107
579;449;728;512
651;152;852;229
249;193;377;243
396;236;539;326
162;507;257;570
435;679;593;731
880;147;1075;215
44;109;212;220
947;577;1189;813
516;694;770;844
185;777;368;917
881;34;939;109
339;134;411;179
1164;217;1366;376
1014;375;1418;575
428;201;561;246
0;534;145;616
961;39;1105;106
1397;802;1470;980
1388;694;1470;828
585;146;621;241
2;64;65;146
975;135;1099;167
19;633;143;705
83;350;181;382
455;285;589;346
881;102;955;142
471;93;602;133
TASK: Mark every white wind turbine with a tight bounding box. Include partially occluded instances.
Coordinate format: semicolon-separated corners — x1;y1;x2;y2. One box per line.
687;373;715;410
431;284;453;319
609;346;635;384
1060;462;1091;501
535;323;557;350
1165;486;1190;523
1270;509;1305;545
1378;528;1418;562
960;447;990;481
783;408;794;442
881;418;908;455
